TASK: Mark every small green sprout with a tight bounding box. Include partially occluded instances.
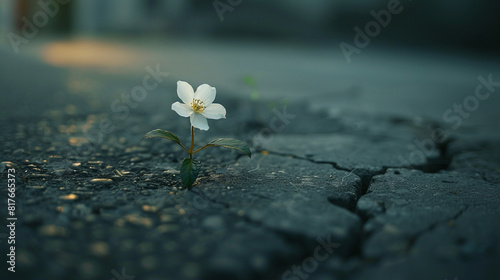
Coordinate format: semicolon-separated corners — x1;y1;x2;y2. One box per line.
142;81;251;188
243;75;260;101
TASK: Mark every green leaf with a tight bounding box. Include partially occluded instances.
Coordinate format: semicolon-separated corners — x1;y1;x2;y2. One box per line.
205;138;251;158
243;75;257;87
250;90;260;101
180;158;201;188
142;129;185;149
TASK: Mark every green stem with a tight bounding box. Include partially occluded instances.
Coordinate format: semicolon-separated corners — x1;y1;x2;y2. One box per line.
179;144;190;154
192;145;211;154
189;126;194;159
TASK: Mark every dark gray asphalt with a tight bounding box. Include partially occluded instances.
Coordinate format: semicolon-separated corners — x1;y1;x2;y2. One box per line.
0;40;499;280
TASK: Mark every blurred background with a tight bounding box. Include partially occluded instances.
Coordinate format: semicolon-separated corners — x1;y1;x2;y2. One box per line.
2;0;500;50
0;0;499;129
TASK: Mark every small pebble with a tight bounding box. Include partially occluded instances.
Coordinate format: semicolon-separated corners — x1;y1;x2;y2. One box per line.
90;178;113;184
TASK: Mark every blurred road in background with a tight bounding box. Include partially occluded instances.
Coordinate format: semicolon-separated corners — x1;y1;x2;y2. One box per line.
1;0;499;132
3;36;500;132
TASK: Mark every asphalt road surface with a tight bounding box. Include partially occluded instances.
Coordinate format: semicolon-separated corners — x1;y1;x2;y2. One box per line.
0;38;499;280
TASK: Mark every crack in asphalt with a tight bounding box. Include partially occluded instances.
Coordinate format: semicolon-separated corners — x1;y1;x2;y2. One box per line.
406;206;469;252
188;188;231;209
249;145;458;267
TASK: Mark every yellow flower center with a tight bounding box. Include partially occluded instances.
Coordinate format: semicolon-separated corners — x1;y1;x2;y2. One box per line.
190;99;205;113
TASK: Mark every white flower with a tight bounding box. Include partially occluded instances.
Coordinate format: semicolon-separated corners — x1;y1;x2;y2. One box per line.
171;81;226;131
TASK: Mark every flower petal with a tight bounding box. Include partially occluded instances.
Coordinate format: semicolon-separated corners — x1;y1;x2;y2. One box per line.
171;102;192;117
190;113;209;131
201;103;226;120
195;84;216;106
177;81;194;104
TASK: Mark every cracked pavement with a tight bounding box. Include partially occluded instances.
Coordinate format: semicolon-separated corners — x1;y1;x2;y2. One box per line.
1;40;500;280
